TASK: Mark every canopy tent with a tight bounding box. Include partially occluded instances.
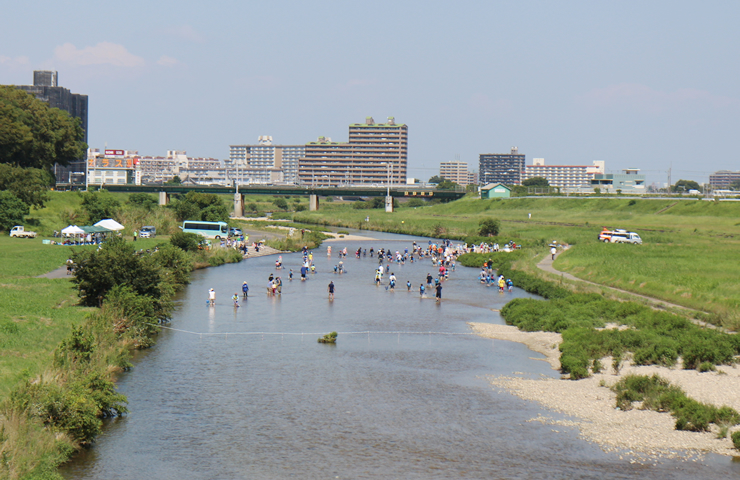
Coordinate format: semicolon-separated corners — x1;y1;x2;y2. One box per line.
61;225;85;235
94;218;124;231
80;225;111;234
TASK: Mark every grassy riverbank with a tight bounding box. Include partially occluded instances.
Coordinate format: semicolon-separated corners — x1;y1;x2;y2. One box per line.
0;233;241;479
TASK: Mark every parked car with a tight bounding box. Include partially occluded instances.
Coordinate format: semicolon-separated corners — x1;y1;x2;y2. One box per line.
9;226;37;238
229;227;243;237
139;226;156;238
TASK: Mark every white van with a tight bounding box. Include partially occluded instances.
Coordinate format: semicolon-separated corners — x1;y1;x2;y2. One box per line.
609;231;642;244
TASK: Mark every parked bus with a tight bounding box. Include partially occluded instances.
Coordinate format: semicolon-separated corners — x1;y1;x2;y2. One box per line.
180;221;229;239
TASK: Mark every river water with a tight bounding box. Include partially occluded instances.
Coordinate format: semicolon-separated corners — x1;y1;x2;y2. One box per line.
61;232;739;479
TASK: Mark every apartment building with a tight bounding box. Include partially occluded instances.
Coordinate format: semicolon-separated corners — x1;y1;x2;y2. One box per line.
298;117;408;186
479;147;525;185
523;159;605;188
439;160;476;186
229;136;306;184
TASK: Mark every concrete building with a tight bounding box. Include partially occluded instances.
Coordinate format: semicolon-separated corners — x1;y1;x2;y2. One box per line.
229;136;306;184
87;149;138;186
523;159;605;189
479;147;525;185
439;159;476;186
14;71;88;184
298;117;408;186
136;150;223;184
591;168;646;192
709;170;740;189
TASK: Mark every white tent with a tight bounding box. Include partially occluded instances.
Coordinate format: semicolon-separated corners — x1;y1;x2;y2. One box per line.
94;218;125;231
61;225;85;235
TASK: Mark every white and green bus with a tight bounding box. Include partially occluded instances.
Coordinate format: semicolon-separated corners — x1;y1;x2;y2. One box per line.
179;221;229;239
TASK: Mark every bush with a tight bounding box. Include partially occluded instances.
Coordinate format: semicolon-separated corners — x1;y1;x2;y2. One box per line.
170;232;202;252
127;193;157;211
79;190;120;224
478;218;501;236
732;431;740;450
295;204;307;212
406;198;426;208
274;198;288;210
698;362;716;373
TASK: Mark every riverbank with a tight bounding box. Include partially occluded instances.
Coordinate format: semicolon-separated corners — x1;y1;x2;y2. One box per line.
0;236;243;479
469;321;740;460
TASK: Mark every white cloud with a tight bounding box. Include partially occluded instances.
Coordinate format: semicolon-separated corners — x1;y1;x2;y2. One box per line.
54;42;145;67
0;55;30;67
157;55;180;67
164;25;205;43
580;83;740;114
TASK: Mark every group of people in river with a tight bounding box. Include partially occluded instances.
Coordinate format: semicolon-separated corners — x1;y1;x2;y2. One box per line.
207;238;517;307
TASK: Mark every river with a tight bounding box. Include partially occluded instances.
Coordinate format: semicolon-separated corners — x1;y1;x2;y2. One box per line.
60;232;739;479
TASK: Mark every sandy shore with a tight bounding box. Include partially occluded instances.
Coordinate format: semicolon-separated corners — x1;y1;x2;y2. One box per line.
468;321;740;461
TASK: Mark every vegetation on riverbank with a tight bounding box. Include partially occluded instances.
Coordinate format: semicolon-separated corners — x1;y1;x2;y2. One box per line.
0;233;241;479
611;374;739;433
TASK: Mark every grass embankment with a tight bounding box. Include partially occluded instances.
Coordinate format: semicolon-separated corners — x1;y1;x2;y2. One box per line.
295;196;740;323
0;233;240;479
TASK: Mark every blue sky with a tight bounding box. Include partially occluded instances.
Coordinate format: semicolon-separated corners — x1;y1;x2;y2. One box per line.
2;1;738;185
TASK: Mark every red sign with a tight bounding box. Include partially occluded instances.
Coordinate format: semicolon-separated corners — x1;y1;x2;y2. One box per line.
105;149;125;156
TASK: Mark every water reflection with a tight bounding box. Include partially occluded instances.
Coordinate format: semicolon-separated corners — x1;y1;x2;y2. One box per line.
61;234;740;479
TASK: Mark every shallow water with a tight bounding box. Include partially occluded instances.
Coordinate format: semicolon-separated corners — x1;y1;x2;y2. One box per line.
61;234;740;479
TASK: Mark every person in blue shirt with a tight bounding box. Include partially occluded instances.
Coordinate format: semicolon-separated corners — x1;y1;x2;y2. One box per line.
242;281;249;298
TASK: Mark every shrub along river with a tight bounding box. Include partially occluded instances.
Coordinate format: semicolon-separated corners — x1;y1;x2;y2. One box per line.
60;231;739;479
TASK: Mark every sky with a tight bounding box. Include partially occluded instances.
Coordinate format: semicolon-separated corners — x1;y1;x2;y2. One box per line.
2;0;739;186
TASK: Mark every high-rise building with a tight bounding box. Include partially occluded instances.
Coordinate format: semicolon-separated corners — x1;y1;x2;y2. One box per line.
14;71;88;184
439;159;475;186
709;170;740;188
479;147;525;185
298;117;408;186
229;136;305;184
523;159;605;189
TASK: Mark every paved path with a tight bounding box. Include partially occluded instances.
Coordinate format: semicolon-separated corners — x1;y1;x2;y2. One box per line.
245;245;286;258
37;266;71;279
538;246;706;315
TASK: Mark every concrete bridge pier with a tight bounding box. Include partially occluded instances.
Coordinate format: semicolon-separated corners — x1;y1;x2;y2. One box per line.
309;194;320;211
385;195;394;212
158;191;170;206
234;193;244;217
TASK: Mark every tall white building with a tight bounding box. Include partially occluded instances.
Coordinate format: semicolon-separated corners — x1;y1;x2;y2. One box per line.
137;151;222;184
523;159;605;189
439;159;476;186
229;136;305;184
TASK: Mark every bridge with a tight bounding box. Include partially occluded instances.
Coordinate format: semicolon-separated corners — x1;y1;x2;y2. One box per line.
85;184;466;212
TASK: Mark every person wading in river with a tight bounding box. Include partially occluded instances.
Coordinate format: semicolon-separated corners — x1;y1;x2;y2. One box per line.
328;280;335;300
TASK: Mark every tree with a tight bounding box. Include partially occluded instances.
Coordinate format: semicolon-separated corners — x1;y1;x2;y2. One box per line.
71;236;164;307
428;175;444;184
672;179;702;193
273;198;289;210
730;179;740;191
0;164;52;208
169;191;228;222
80;190;120;224
0;191;30;230
478;218;501;236
522;177;549;187
164;175;182;185
436;180;458;190
170;232;201;252
127;193;157;211
0;86;86;172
